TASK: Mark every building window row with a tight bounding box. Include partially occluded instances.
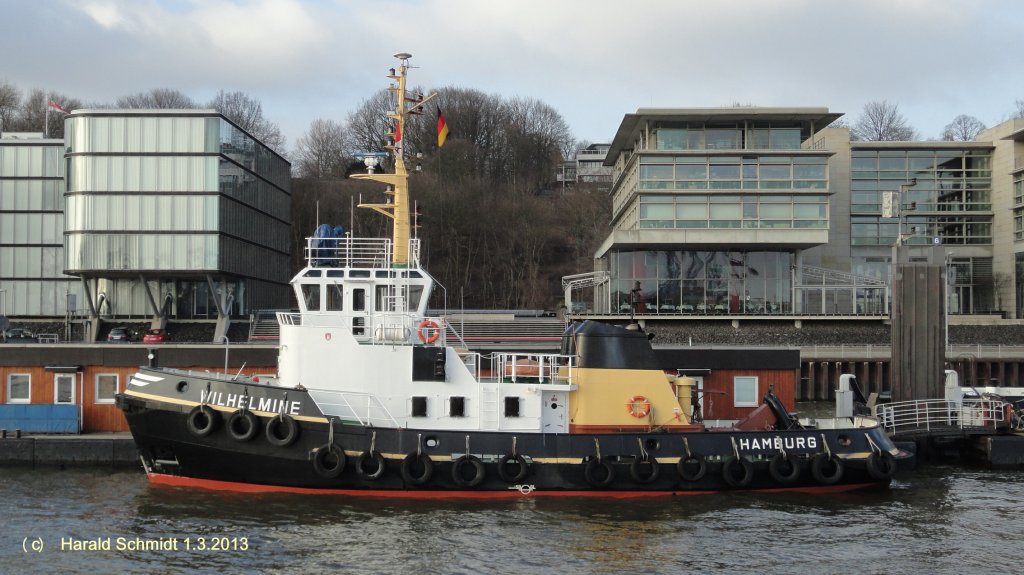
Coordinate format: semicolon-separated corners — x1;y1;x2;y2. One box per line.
0;179;65;211
0;145;65;178
610;250;794;314
0;213;63;244
4;373;120;405
639;154;828;191
0;247;67;278
638;194;828;229
851;216;992;246
654;124;804;151
67;156;220;194
65;233;219;272
65;194;218;233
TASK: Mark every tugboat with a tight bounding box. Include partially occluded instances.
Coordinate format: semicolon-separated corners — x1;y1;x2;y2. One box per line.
117;53;910;497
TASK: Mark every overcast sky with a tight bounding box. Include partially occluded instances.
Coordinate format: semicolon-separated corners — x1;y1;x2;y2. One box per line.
3;0;1022;154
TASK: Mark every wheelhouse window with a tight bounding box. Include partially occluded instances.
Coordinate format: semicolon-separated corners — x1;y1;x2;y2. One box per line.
7;374;30;404
95;374;119;404
734;376;759;407
302;284;320;311
449;396;466;418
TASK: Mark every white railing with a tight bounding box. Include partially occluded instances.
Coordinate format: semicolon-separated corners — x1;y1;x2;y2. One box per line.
873;398;1007;436
304;237;422;268
307;389;399;428
493;353;575;384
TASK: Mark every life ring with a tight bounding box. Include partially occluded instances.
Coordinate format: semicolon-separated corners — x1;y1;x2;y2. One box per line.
497;453;529;483
584;458;615;487
866;451;896;481
417;320;441;344
450;454;486;487
811;453;844;484
676;454;707;482
356;450;387;481
312;443;346;479
265;413;300;447
626;395;651;418
629;457;661;484
768;452;801;483
227;409;259;442
400;452;434;486
186;405;220;437
722;456;753;488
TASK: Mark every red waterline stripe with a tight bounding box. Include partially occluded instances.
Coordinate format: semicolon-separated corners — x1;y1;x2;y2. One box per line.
147;473;880;499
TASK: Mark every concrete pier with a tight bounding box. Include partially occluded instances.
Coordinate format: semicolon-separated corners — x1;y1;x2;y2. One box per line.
0;433;138;468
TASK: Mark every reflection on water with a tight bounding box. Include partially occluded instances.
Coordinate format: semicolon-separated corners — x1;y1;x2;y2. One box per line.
1;465;1021;575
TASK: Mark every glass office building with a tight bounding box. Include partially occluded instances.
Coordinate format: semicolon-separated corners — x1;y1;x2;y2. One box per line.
63;110;291;319
597;108;842;314
0;134;83;316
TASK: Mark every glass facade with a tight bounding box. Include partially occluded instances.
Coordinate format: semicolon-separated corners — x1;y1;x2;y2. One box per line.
62;112;292;317
639;194;828;229
610;250;793;314
0;138;83;316
653;123;804;151
850;148;992;246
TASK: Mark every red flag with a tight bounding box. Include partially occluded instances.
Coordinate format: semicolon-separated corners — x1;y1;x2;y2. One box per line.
48;101;68;114
394;120;402;143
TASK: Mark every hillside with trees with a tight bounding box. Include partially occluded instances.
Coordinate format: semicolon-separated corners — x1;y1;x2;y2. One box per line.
291;86;611;311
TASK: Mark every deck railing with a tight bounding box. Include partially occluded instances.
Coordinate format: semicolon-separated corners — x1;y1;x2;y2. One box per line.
873;398;1008;437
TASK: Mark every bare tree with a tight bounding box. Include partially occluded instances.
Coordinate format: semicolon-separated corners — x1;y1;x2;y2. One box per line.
11;88;81;138
0;81;20;132
344;89;395;158
851;100;917;141
117;88;196;109
208;90;286;155
1014;99;1024;119
942;114;986;141
293;118;350;178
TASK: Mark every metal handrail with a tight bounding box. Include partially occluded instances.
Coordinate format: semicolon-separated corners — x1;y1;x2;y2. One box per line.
873;398;1007;435
307;389;399;428
493;353;575;384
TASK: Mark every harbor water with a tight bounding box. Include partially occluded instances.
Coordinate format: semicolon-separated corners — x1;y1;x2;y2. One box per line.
2;464;1020;574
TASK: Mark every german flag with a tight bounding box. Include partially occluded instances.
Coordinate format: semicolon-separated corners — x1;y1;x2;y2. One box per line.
437;107;449;147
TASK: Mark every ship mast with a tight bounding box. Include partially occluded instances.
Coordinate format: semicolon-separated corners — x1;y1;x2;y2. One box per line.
351;52;437;267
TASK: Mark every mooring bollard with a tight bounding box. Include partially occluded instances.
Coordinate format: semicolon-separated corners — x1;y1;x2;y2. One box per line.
14;429;21;439
0;429;6;439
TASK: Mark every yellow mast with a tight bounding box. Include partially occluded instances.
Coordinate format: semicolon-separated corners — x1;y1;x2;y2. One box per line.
351;52;437;267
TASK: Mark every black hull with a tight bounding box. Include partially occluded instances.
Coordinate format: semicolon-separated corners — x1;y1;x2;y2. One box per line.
117;374;909;496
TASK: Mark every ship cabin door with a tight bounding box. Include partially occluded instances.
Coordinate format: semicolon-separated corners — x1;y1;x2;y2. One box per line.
541;390;568;433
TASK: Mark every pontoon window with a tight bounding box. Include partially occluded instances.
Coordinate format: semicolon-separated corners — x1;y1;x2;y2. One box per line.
734;376;759;407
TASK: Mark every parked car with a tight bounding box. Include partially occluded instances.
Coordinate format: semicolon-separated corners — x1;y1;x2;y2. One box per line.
143;328;170;343
3;328;37;343
107;327;132;342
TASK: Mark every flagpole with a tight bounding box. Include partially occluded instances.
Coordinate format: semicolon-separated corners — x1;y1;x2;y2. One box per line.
44;92;49;138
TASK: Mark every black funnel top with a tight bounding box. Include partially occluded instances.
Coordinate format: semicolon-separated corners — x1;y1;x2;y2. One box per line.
561;321;661;370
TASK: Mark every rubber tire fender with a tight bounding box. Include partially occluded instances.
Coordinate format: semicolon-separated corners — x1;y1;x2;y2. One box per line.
186;405;220;438
312;443;346;479
676;454;707;482
450;454;486;488
497;453;529;483
584;458;615;487
768;452;801;483
629;457;661;484
722;456;754;488
866;451;896;481
811;453;844;485
400;452;434;486
227;409;259;442
265;413;300;447
356;450;387;481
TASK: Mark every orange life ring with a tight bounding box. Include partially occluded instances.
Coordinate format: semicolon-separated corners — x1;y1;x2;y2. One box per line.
417;320;440;344
626;395;651;418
